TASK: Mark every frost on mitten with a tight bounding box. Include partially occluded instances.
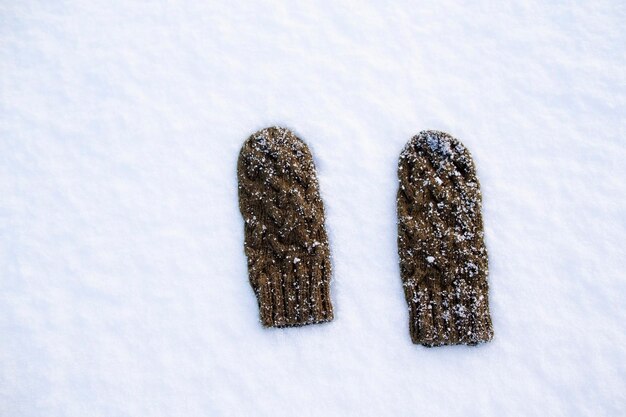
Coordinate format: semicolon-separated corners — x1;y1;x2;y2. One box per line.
237;126;333;327
397;131;493;346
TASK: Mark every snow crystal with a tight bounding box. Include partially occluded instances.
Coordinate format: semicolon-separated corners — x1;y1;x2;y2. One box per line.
425;132;453;156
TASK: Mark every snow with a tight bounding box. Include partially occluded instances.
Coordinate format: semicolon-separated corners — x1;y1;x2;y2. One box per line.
1;1;625;416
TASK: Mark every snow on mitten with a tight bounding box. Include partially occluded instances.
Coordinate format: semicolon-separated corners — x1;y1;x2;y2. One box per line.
237;126;333;327
397;131;494;346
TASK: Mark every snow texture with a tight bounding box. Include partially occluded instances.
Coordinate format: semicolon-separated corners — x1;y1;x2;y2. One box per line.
1;1;625;416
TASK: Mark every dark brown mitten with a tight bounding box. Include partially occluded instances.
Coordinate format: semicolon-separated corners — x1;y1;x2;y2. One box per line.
237;126;333;327
397;131;494;346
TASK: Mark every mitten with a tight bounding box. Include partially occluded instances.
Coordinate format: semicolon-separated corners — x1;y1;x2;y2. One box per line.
237;126;333;327
397;130;494;346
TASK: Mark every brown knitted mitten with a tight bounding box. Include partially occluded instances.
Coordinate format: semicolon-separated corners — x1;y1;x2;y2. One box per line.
397;131;494;346
237;126;333;327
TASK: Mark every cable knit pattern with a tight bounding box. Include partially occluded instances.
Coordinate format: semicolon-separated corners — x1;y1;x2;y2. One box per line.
397;131;493;346
237;127;333;327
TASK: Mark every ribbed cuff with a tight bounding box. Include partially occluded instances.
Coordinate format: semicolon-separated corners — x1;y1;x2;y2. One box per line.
255;259;333;327
403;276;493;346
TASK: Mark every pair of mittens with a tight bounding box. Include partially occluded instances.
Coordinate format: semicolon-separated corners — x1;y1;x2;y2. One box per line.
237;127;493;346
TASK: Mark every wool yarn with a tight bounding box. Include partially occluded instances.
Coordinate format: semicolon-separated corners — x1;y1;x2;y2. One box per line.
397;131;493;346
238;127;333;327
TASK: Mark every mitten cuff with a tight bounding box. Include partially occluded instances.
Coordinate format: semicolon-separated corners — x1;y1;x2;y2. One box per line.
255;264;333;327
403;273;493;346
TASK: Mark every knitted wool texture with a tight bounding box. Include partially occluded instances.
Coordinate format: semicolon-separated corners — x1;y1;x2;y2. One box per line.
397;131;494;346
237;127;333;327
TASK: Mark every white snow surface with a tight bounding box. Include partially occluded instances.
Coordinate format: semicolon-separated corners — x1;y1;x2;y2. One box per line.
1;1;625;416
